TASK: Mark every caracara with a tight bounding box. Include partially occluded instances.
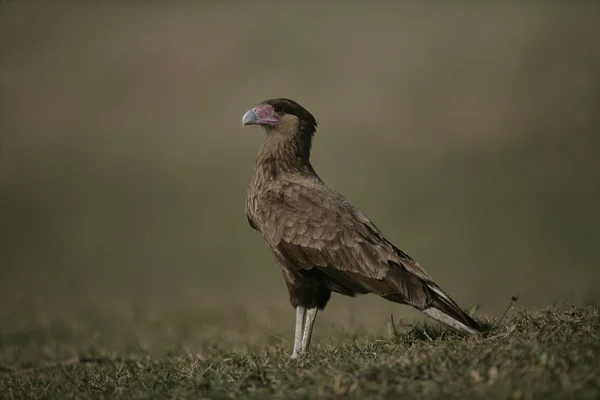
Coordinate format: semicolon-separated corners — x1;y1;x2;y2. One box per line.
242;98;480;358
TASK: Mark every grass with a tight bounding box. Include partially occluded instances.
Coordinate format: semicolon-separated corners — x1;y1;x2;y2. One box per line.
1;304;598;399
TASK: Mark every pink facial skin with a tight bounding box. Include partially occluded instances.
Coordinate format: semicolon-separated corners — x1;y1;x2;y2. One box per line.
250;104;281;126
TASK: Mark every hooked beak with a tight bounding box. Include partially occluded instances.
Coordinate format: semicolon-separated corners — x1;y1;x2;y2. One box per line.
242;109;259;126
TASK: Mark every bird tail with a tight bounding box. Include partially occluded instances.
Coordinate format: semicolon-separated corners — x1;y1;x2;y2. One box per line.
423;283;481;336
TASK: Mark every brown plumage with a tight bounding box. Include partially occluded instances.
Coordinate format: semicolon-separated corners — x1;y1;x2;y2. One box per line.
242;98;480;358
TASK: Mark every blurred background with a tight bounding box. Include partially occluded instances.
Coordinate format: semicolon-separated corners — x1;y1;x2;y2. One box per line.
1;1;599;341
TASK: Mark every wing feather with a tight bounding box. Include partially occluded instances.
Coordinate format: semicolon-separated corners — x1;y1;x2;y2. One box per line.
259;179;432;285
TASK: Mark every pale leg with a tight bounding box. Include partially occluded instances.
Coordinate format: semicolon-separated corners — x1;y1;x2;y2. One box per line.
292;306;306;359
301;307;318;354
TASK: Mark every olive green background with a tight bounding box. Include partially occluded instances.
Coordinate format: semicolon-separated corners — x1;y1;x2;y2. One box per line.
1;1;599;334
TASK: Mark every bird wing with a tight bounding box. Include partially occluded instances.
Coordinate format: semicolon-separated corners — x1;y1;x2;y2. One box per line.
259;178;433;284
258;178;481;331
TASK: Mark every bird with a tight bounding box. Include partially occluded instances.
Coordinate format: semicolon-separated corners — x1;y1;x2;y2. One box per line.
242;98;481;359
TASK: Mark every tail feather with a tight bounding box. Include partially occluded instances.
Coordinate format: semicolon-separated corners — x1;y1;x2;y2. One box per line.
424;283;481;336
345;261;481;336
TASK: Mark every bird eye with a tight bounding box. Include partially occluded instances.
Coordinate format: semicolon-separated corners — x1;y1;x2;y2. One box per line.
273;106;283;114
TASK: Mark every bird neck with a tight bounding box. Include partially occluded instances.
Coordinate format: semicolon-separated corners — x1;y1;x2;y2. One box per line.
254;129;315;182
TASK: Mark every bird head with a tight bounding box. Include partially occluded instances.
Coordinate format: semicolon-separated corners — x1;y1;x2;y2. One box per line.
242;98;318;137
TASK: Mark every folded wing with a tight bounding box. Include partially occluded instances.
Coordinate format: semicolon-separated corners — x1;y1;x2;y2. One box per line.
260;179;433;302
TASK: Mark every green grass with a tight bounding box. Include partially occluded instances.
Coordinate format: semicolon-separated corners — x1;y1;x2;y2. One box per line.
1;305;598;399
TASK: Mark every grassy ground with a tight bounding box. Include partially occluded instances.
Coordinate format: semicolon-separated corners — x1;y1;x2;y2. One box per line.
1;304;598;399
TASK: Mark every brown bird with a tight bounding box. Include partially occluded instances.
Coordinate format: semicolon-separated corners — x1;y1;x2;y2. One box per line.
242;98;480;358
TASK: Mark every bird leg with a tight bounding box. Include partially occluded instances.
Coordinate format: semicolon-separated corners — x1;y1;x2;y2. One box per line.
301;307;318;354
292;306;306;359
